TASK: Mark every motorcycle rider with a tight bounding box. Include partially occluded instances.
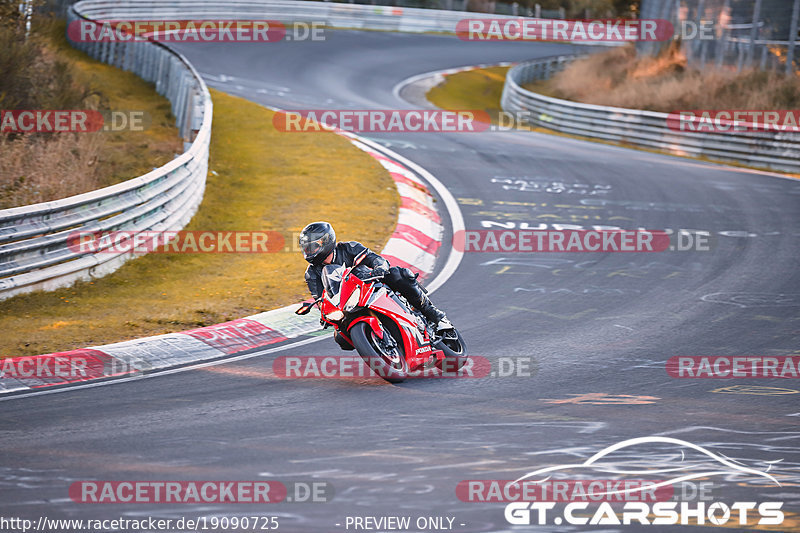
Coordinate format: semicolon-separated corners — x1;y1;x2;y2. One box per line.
299;222;453;347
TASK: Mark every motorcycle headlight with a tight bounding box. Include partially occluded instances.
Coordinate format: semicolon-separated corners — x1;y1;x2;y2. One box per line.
326;309;344;322
344;287;361;312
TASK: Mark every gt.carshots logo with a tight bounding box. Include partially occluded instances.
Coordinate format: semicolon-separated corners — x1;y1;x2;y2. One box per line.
273;110;490;133
485;437;785;527
455;18;672;42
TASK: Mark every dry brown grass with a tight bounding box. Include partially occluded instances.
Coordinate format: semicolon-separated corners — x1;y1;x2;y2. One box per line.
0;133;103;207
529;44;800;112
0;19;181;209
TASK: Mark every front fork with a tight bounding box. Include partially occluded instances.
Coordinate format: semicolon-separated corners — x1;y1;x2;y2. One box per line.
348;314;384;339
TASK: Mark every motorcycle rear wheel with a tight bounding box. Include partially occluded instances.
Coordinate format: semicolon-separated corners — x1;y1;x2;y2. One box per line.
350;321;408;383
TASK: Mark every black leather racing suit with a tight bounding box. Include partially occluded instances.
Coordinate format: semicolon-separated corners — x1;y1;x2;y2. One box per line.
304;241;388;299
304;241;439;349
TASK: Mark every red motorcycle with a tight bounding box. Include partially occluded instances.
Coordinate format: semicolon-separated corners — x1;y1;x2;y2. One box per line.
296;251;468;383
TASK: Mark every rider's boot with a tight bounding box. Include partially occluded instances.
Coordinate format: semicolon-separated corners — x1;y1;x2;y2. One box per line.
417;293;454;331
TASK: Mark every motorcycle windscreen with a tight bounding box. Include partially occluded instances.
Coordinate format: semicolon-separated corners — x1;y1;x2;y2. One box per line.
321;264;345;305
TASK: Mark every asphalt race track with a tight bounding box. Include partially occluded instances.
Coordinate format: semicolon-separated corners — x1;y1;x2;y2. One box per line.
2;31;799;532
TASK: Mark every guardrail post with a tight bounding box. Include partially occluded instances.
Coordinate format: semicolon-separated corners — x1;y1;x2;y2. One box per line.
787;0;800;74
747;0;762;68
688;0;705;64
715;0;730;69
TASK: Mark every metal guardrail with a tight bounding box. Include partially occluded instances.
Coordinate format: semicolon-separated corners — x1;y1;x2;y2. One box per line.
69;1;432;32
50;0;624;39
6;0;614;300
0;2;212;301
501;56;800;173
54;0;546;34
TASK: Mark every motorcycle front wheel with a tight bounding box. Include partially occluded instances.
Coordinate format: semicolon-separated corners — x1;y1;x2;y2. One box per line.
349;321;408;383
434;327;469;372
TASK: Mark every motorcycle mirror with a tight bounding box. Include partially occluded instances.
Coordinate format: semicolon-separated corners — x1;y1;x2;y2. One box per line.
295;303;313;315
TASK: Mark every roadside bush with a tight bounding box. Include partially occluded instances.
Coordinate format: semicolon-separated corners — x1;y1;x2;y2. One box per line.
0;14;90;112
0;13;104;208
536;43;800;112
0;133;102;208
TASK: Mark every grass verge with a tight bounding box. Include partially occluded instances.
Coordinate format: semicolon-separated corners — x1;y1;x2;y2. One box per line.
426;65;537;132
426;66;509;115
0;88;399;357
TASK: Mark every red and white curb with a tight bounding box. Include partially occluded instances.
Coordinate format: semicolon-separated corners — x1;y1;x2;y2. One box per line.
341;132;442;277
0;135;444;395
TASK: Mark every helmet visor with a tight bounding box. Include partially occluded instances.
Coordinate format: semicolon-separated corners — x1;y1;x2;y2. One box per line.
300;239;322;255
299;232;333;260
300;237;324;257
